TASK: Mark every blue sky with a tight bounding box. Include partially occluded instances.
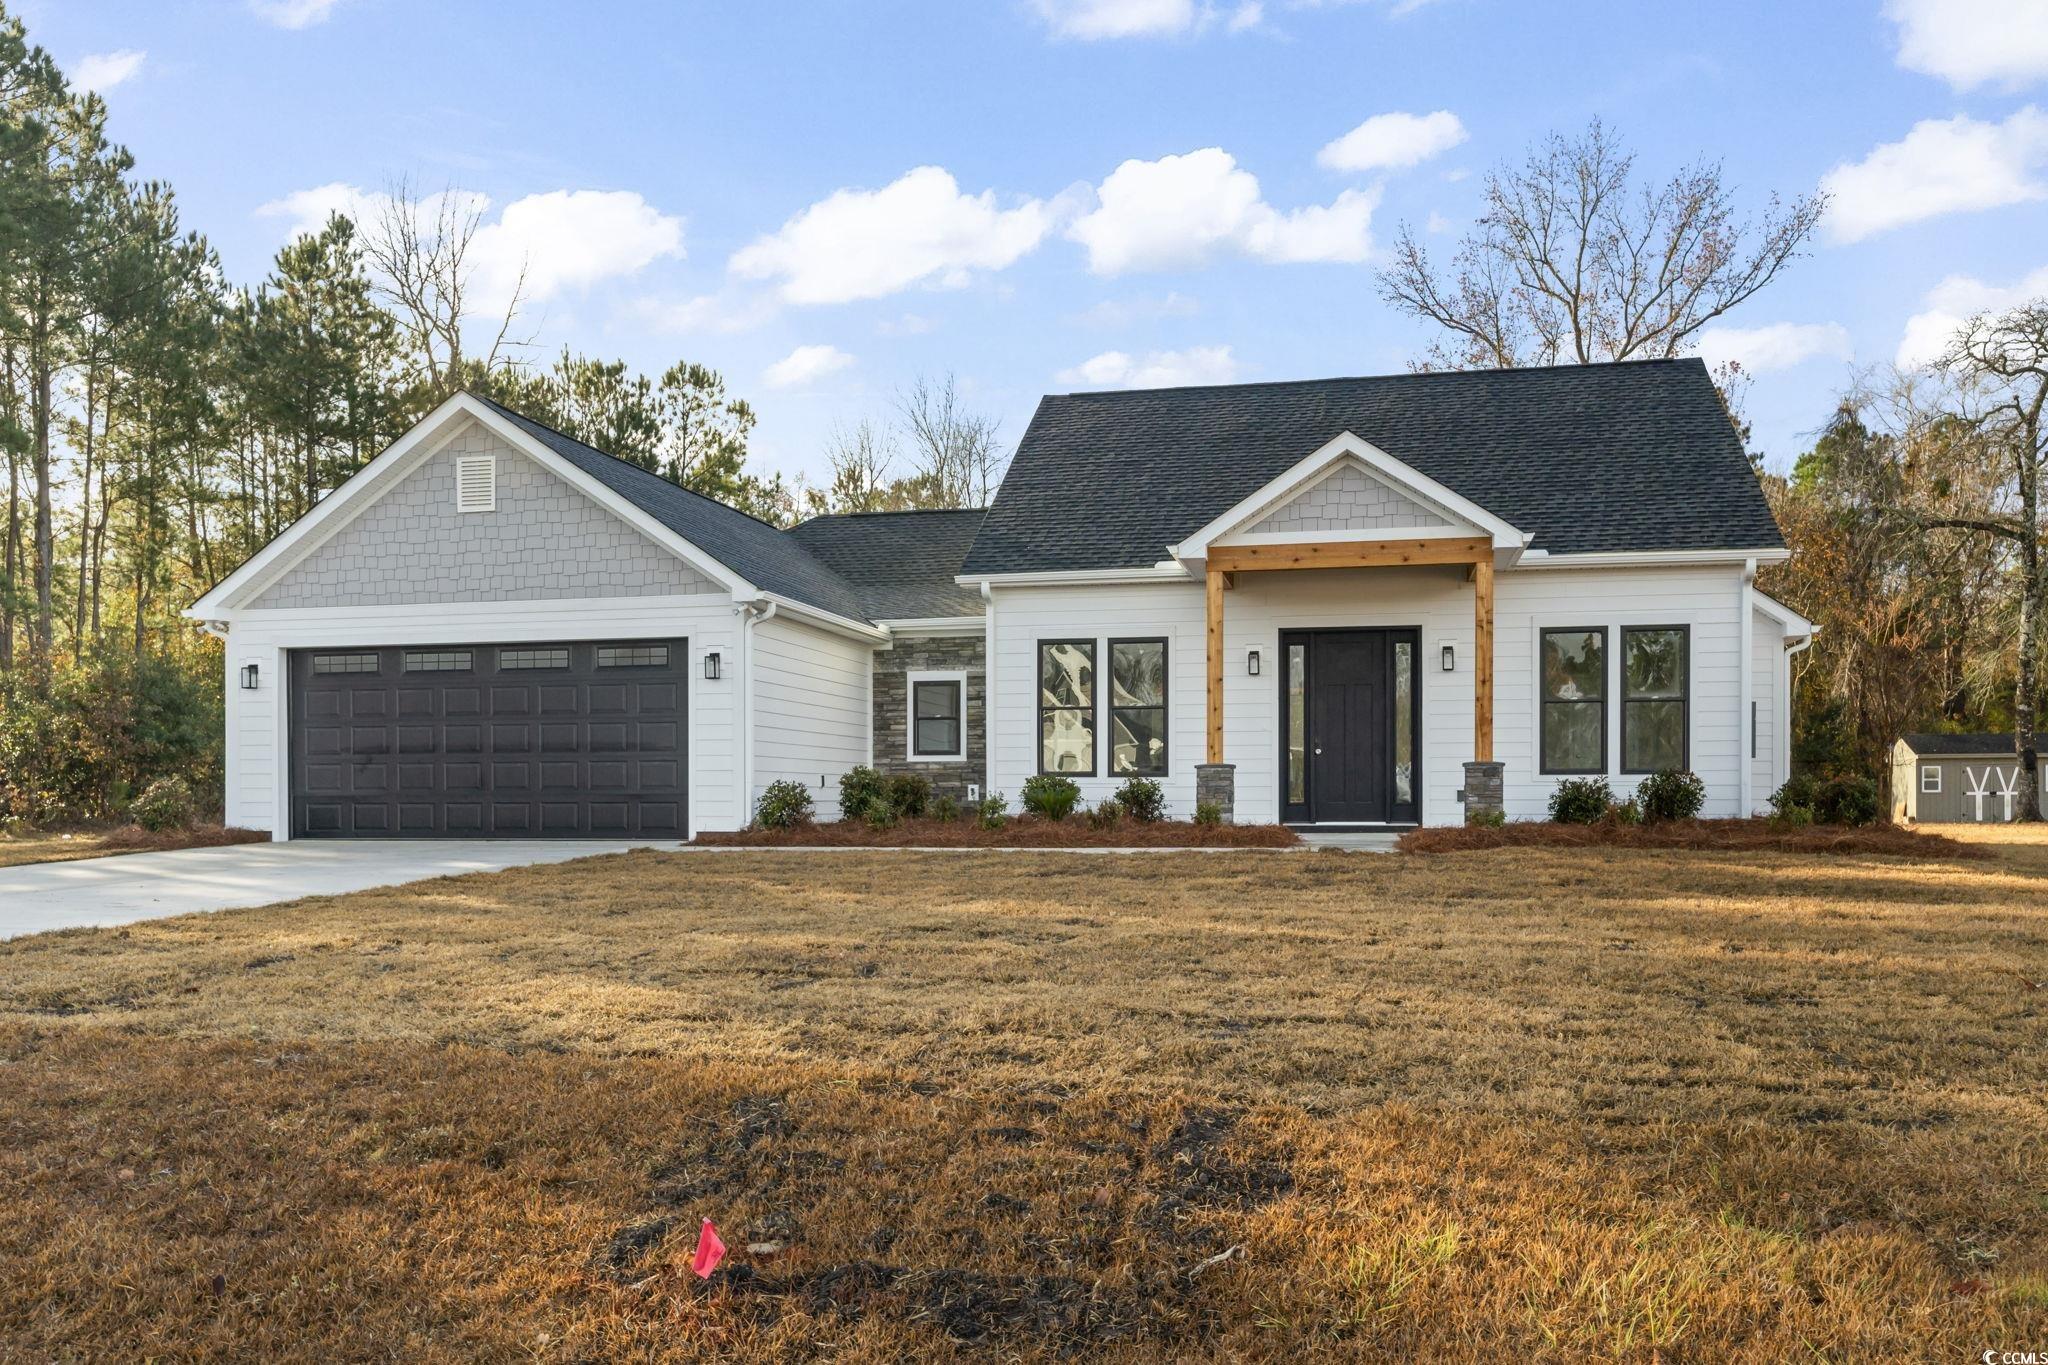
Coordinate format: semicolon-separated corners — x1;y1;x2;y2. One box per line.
25;0;2048;486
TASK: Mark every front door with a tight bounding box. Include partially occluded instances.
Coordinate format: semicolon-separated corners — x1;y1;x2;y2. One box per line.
1280;628;1420;824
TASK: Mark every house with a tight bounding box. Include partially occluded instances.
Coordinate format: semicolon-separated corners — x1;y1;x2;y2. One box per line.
185;358;1813;839
1890;733;2022;823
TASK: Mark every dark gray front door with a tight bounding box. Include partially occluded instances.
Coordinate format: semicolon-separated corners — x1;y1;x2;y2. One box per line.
1280;628;1420;825
289;640;687;838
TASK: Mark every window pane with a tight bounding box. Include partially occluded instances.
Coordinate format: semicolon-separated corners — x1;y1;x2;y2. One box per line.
1287;644;1306;805
500;647;569;670
913;681;960;721
1544;701;1602;771
1624;630;1684;698
597;645;668;668
1110;641;1164;707
1542;630;1604;701
915;716;960;755
1111;707;1166;775
1042;708;1095;773
404;650;473;672
312;652;378;674
1393;641;1413;804
1625;700;1685;771
1041;642;1093;707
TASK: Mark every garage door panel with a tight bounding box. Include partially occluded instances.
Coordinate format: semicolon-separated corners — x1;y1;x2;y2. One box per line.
292;639;686;838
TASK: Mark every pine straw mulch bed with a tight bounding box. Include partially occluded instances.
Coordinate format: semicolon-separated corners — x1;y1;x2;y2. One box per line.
1399;816;1985;858
696;817;1300;848
0;824;267;869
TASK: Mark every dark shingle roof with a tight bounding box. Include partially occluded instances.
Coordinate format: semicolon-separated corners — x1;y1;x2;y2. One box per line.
787;509;988;621
960;358;1784;576
473;393;873;623
1900;733;2017;756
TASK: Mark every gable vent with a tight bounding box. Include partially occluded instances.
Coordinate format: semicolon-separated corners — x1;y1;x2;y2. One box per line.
455;454;496;512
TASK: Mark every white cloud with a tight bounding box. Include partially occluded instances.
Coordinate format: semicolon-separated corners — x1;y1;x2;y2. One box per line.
876;312;938;336
1068;148;1378;274
1888;0;2048;91
1056;345;1239;388
1896;265;2048;368
1317;110;1467;173
1424;211;1453;234
1694;322;1853;375
1821;108;2048;243
1032;0;1196;38
764;344;855;389
1069;291;1201;326
258;183;684;314
637;289;779;335
248;0;344;28
73;50;144;93
1226;2;1265;32
730;166;1057;305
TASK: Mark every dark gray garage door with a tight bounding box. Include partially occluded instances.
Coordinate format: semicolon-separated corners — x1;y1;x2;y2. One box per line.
290;639;687;838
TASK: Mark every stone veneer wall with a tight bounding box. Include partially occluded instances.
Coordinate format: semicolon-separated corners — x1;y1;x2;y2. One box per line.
872;633;986;802
251;420;713;609
1249;461;1451;534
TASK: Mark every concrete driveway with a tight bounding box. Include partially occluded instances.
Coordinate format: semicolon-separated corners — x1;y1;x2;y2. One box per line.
0;839;679;938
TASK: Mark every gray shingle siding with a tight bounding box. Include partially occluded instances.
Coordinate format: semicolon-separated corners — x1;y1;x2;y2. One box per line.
1248;462;1450;534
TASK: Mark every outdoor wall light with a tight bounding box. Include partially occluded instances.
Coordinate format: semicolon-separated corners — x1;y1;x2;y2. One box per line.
240;663;260;691
703;651;721;681
1246;648;1261;677
1440;643;1456;673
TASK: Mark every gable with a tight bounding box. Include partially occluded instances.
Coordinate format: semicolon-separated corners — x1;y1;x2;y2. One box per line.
1244;460;1454;535
247;418;717;610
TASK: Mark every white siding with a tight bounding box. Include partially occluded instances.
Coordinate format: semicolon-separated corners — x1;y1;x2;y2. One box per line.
220;595;746;838
750;613;875;820
987;561;1768;826
1751;603;1782;810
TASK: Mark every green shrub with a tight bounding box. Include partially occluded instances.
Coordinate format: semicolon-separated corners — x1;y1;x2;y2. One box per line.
754;779;814;829
1021;773;1082;821
1465;806;1506;829
1086;799;1123;830
130;776;197;832
1606;797;1642;826
1768;773;1819;821
1193;802;1223;827
1636;768;1706;822
1113;776;1167;822
1767;804;1815;831
976;793;1008;829
1548;776;1612;824
1815;774;1880;827
861;796;898;829
885;773;932;818
931;794;960;822
837;765;887;821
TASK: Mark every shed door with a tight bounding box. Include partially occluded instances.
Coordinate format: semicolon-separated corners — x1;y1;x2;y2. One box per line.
289;640;687;838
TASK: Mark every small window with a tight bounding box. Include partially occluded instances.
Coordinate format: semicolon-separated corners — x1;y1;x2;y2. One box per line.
597;645;669;668
499;647;569;670
1921;765;1941;794
312;652;378;675
1108;638;1167;775
456;453;496;512
1038;639;1096;775
1540;628;1606;774
909;674;965;761
1621;626;1689;773
404;650;473;672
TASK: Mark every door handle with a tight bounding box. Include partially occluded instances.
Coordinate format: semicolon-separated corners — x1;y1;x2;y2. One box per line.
1314;747;1323;755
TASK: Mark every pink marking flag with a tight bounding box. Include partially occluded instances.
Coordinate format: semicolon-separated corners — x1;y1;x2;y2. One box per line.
691;1219;727;1279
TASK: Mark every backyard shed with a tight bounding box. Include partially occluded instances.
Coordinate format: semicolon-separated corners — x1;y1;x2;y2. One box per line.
1890;733;2021;823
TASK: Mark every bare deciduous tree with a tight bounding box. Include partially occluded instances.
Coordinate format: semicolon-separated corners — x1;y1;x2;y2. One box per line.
809;419;903;516
1378;120;1827;371
363;177;529;397
895;373;1006;508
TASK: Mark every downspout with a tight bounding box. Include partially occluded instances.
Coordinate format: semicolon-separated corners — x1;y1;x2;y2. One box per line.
1738;557;1756;817
739;598;776;820
981;580;996;802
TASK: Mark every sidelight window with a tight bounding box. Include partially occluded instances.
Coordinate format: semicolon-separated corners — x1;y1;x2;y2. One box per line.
1038;640;1096;775
1621;626;1688;772
1540;628;1607;774
1108;638;1167;775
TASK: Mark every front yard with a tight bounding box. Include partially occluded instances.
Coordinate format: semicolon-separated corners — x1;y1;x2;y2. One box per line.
1;835;2044;1357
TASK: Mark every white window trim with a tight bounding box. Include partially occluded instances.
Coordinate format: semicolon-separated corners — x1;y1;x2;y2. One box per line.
907;669;968;763
1921;765;1941;794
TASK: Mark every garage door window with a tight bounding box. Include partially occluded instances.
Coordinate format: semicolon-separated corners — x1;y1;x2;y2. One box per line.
312;653;378;674
598;644;669;668
404;650;472;672
499;647;569;670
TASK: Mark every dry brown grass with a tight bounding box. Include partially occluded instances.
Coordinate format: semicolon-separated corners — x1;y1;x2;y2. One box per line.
2;833;2046;1358
698;815;1299;847
0;824;265;868
1400;815;1981;858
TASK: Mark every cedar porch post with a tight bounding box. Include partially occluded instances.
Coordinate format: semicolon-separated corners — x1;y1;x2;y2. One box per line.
1473;555;1494;761
1205;564;1225;764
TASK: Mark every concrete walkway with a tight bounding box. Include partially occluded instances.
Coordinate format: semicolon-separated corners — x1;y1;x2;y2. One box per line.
0;839;676;938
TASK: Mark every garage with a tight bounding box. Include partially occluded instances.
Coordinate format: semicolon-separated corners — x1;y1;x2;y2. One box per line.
289;639;687;838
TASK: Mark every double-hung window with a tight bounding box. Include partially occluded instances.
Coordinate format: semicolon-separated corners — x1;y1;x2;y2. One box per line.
1038;640;1096;775
908;672;966;761
1621;626;1689;772
1540;628;1606;774
1108;638;1167;775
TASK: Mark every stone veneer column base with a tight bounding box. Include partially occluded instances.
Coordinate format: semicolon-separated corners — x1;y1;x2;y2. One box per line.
1460;761;1505;821
1195;763;1237;825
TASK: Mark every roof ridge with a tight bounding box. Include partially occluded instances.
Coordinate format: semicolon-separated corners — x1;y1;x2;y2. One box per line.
1049;356;1699;401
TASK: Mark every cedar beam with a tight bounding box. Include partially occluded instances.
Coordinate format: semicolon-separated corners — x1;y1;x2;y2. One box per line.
1473;555;1494;762
1206;564;1225;763
1206;537;1491;574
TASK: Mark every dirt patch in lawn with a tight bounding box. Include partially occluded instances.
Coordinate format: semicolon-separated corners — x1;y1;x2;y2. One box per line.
696;816;1299;848
0;824;266;869
1;839;2044;1356
1399;816;1983;858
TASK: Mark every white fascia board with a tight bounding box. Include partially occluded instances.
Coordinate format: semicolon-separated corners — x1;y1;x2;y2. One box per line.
1168;430;1525;560
875;615;986;637
189;392;758;619
1750;587;1816;641
952;563;1193;588
1513;546;1793;571
754;591;889;643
